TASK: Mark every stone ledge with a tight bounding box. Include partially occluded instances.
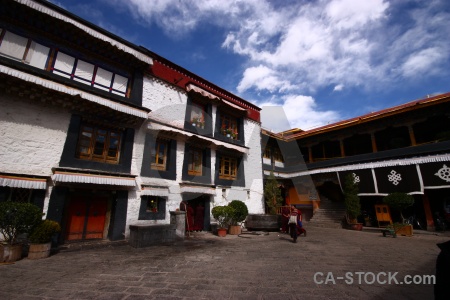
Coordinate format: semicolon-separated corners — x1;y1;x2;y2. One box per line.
129;224;178;248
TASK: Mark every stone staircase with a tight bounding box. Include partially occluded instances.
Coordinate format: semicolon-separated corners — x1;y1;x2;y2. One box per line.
307;196;346;229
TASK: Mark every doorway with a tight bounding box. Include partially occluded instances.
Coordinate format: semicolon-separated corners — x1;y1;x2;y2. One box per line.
65;195;109;241
182;195;211;232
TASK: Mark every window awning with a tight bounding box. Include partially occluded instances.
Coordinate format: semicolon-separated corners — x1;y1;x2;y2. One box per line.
52;171;136;187
148;122;249;154
186;84;220;101
180;185;217;195
141;187;169;197
267;153;450;196
0;65;149;118
222;99;247;112
0;174;47;189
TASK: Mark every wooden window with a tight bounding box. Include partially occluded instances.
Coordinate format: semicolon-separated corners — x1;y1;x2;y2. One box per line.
0;29;50;69
146;196;162;213
219;156;237;180
220;114;238;140
0;29;129;97
263;148;271;159
10;188;32;203
190;103;206;129
52;50;129;96
151;140;168;171
187;148;203;176
76;125;122;164
273;148;284;162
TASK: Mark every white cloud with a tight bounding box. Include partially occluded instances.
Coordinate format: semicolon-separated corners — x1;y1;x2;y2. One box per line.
325;0;389;29
261;95;341;132
106;0;450;128
237;65;293;93
401;47;445;78
282;95;341;130
333;84;344;92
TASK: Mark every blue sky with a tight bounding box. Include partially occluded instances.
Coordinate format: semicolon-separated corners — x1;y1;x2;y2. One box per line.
50;0;450;132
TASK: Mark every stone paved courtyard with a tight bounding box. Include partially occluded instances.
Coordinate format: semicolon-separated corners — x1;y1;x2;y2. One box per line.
1;226;449;299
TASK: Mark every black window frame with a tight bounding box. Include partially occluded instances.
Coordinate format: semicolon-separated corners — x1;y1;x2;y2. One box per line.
60;115;134;173
138;196;166;220
141;133;177;180
184;96;213;136
214;110;245;146
215;151;245;187
182;144;211;184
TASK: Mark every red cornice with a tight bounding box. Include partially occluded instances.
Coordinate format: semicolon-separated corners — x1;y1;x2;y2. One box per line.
146;54;261;122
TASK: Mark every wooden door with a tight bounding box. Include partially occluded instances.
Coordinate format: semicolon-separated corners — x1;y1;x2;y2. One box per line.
85;198;107;239
66;198;87;241
375;204;392;227
66;196;108;241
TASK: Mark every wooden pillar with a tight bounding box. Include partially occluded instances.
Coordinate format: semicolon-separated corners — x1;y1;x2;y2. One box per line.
308;146;313;163
340;139;345;157
370;132;378;153
408;125;417;146
422;194;435;231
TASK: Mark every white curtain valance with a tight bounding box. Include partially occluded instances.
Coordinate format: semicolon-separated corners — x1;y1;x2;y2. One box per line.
148;122;249;154
186;84;220;101
53;172;136;187
0;174;47;189
180;185;216;195
270;153;450;178
222;99;247;112
141;187;169;197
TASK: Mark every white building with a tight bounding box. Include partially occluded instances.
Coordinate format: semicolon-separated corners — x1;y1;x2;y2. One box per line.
0;0;263;243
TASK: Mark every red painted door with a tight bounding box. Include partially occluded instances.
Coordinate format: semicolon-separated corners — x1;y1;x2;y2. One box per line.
66;197;108;241
85;198;107;239
66;198;87;241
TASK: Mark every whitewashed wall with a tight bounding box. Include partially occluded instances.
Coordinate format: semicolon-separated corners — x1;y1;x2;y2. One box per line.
0;94;70;175
142;77;188;127
127;74;264;234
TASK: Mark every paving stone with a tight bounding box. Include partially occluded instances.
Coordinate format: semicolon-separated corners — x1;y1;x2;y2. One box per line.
0;227;449;299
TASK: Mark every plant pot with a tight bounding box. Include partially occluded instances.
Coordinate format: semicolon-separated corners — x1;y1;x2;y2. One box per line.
228;225;241;235
28;242;52;260
217;228;227;237
226;134;231;138
0;243;23;262
348;223;363;231
395;224;413;236
192;123;196;127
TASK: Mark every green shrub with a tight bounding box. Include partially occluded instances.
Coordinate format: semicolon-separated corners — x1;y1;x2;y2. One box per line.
29;220;61;244
383;192;414;223
343;174;361;222
212;206;232;229
0;201;43;245
264;171;283;214
228;200;248;225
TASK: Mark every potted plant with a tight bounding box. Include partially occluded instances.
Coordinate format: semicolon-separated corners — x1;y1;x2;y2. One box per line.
0;201;43;262
222;126;234;138
343;174;362;230
211;205;232;237
28;219;61;259
228;200;248;235
383;192;415;236
191;117;205;128
264;171;283;215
